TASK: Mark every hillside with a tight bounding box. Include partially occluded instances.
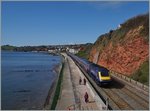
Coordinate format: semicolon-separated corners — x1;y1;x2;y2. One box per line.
76;43;93;59
89;13;149;84
1;45;17;51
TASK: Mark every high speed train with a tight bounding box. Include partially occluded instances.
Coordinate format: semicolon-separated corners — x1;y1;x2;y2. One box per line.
67;52;111;85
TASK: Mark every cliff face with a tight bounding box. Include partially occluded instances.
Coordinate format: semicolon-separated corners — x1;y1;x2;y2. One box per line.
89;14;149;76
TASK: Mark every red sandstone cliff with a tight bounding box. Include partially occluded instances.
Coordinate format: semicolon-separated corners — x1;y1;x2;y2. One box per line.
89;14;149;76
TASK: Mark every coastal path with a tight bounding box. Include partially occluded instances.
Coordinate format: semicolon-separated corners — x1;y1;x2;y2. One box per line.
56;53;106;110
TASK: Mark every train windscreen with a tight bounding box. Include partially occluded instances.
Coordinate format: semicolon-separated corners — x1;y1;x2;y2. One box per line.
100;68;109;76
90;63;109;76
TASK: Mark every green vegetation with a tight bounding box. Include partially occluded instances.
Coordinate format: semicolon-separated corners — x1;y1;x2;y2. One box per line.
90;13;149;86
111;28;127;43
93;13;149;52
50;60;64;110
76;43;93;59
1;45;48;52
76;50;87;59
1;44;88;52
96;34;111;50
130;60;149;86
121;13;149;39
1;45;16;51
110;13;149;46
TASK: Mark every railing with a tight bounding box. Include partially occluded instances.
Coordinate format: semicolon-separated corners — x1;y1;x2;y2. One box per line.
110;70;149;92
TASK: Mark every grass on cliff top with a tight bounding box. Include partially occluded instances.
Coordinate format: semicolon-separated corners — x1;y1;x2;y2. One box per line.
121;13;149;38
130;60;149;86
93;13;149;51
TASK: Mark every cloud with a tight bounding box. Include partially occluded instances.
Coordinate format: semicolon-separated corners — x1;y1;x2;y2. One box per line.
87;1;125;10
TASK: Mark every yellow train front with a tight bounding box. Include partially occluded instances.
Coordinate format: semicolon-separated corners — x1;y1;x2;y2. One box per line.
89;63;111;85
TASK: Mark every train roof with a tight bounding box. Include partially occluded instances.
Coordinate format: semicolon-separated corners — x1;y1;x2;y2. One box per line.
91;63;109;71
80;58;92;64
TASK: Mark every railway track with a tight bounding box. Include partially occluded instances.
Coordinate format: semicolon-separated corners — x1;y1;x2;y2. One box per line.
70;56;149;110
108;77;149;109
102;87;133;110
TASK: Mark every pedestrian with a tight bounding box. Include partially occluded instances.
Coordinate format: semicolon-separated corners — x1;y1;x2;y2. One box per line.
79;77;82;85
84;92;89;103
83;78;86;85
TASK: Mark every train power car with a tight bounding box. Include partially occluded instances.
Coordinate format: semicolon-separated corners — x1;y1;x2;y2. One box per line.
89;63;111;85
67;52;111;86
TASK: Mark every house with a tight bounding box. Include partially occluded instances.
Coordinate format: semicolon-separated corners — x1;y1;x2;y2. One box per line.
69;48;79;54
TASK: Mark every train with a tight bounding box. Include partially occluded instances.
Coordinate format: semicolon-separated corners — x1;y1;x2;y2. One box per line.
67;52;111;86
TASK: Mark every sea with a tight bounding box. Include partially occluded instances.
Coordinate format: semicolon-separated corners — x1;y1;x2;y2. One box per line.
1;51;62;110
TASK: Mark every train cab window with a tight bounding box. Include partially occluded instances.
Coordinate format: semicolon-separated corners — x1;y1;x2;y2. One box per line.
90;63;109;77
100;69;109;77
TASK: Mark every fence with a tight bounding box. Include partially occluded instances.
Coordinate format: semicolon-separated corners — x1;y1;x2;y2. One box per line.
110;70;149;92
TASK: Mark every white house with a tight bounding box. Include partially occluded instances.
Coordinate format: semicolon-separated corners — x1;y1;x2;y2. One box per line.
69;48;79;54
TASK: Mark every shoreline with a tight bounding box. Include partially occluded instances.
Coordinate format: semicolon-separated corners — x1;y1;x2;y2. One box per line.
43;54;64;110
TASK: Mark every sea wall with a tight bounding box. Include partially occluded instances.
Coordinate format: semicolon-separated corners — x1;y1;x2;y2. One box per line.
43;55;64;109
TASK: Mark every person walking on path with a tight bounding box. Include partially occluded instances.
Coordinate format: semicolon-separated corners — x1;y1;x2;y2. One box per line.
84;92;89;103
79;77;82;85
83;78;86;85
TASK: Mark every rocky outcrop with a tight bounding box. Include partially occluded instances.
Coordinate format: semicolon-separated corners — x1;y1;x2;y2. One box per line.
89;14;149;76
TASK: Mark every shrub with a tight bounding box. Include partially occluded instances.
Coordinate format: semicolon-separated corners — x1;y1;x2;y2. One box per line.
131;60;149;85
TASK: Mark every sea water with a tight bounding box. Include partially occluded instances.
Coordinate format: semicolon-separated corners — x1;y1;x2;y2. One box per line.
1;51;61;109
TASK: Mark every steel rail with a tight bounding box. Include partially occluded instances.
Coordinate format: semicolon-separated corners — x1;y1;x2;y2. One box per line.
68;54;149;110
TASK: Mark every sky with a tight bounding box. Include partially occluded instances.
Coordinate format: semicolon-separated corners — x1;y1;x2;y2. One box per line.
1;1;149;46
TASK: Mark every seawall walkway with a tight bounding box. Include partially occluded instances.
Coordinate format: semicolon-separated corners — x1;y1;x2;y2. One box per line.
56;53;105;110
